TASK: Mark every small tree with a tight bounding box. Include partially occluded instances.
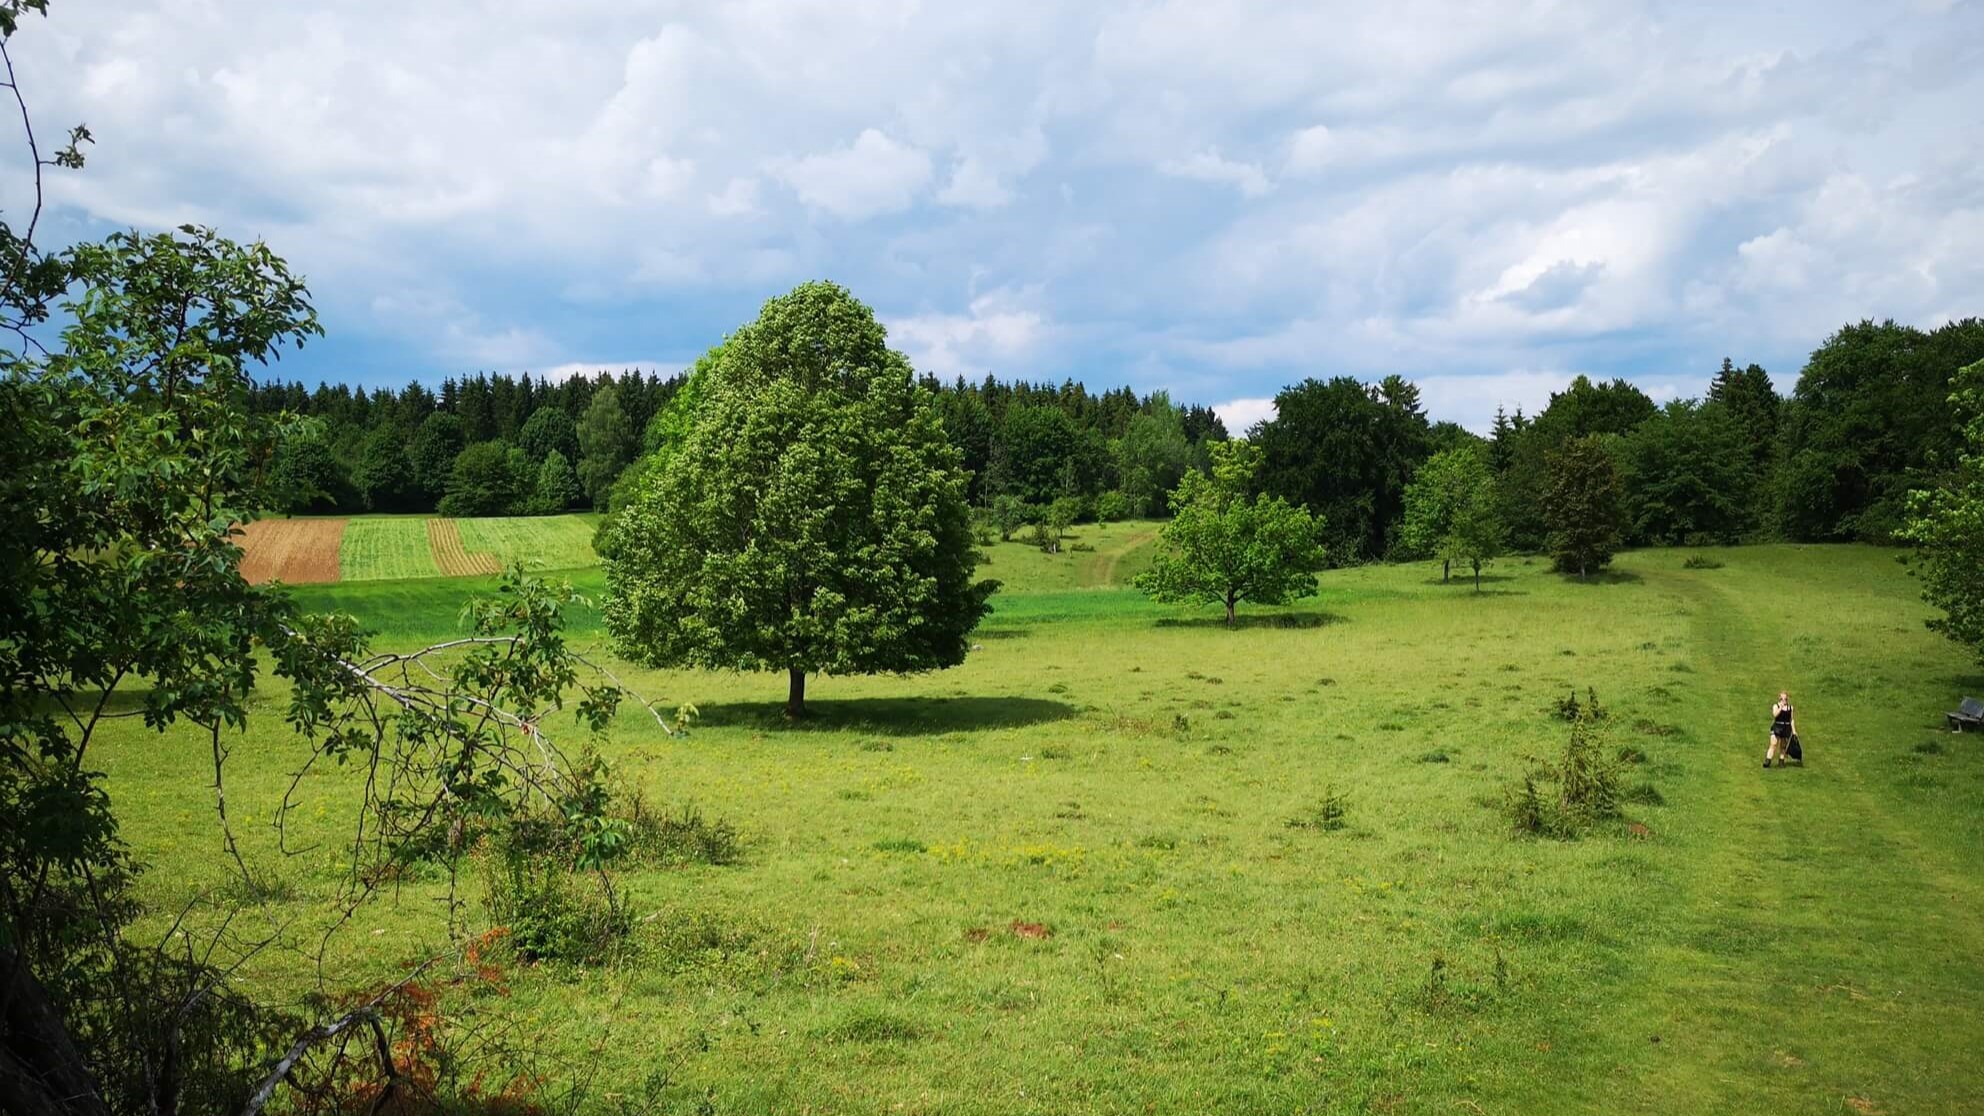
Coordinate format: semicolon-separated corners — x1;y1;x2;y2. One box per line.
991;494;1035;541
576;380;635;508
1097;490;1131;522
1401;444;1497;583
1543;435;1624;580
517;404;579;465
532;449;582;514
409;411;465;503
1134;442;1327;627
603;282;996;717
1906;358;1984;664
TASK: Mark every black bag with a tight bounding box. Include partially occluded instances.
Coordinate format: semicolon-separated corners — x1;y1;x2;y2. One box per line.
1786;733;1802;762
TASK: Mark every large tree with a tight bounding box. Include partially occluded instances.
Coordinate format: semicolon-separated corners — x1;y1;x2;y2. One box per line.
1134;441;1327;626
1617;400;1754;545
1543;435;1625;579
1906;358;1984;664
602;282;995;716
1252;375;1430;561
1115;392;1193;517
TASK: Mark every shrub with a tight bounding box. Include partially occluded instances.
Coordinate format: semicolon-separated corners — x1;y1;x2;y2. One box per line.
1417;751;1450;763
1505;699;1622;839
627;798;742;867
1285;786;1349;832
1553;686;1608;722
1623;781;1666;806
1031;520;1061;554
1682;554;1725;569
481;833;630;964
1097;490;1132;522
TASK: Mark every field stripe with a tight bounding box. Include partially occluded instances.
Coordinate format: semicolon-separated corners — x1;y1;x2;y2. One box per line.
338;518;443;581
236;518;346;584
427;518;500;576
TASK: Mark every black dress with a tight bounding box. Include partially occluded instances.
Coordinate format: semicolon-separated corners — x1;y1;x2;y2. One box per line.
1772;704;1794;739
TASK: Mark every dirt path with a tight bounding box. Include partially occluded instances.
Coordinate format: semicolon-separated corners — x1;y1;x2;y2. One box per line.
236;518;346;584
1082;528;1156;588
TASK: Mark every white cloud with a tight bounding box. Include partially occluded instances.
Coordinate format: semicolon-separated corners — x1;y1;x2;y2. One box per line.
1212;397;1277;434
887;287;1049;377
775;129;933;219
1159;149;1273;197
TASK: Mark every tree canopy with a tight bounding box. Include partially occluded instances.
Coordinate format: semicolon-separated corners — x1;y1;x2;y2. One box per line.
602;281;995;716
1134;441;1327;626
1906;358;1984;665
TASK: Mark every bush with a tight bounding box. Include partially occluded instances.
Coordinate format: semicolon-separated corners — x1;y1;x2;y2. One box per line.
1097;490;1132;522
1031;520;1062;554
1285;786;1349;831
992;495;1036;541
1682;554;1724;569
1505;699;1621;839
481;830;630;963
626;797;743;867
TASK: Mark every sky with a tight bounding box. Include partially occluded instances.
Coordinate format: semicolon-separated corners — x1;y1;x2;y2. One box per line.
18;0;1984;431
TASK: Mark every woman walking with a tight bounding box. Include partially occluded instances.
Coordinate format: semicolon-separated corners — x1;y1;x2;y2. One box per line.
1766;691;1797;768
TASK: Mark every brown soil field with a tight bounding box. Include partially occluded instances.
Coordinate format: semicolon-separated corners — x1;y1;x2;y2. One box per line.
427;518;501;576
236;518;347;584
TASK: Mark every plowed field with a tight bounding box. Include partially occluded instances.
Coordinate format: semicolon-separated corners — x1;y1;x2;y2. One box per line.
235;518;346;584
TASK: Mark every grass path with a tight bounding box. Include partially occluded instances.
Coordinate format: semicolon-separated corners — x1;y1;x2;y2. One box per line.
1615;556;1984;1114
1080;527;1157;588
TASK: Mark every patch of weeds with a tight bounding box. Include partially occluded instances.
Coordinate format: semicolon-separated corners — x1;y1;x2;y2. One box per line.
1214;709;1236;720
836;788;873;802
628;799;743;867
481;836;630;964
1184;670;1205;680
859;739;894;752
1315;677;1337;687
1069;542;1095;552
1668;662;1694;674
1497;663;1521;672
1286;786;1349;832
1631;718;1678;738
872;838;927;854
1206;743;1236;756
822;1010;922;1044
1172;714;1192;733
1559;649;1577;657
1617;746;1648;765
1038;745;1071;760
1682;555;1724;569
1645;685;1673;700
1914;740;1944;755
1623;782;1665;806
1377;722;1405;732
1506;700;1621;840
1204;676;1224;685
1054;801;1087;820
1553;687;1608;722
1135;833;1179;851
1416;751;1450;763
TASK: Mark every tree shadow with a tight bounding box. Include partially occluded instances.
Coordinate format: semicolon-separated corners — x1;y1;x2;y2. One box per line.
1153;610;1348;631
694;695;1078;735
1437;588;1528;598
1561;568;1643;585
973;628;1030;640
1420;573;1519;586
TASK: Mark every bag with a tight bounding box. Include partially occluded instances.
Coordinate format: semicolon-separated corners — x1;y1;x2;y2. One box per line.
1786;733;1802;762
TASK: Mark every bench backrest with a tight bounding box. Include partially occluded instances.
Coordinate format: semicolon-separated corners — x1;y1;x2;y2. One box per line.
1963;697;1984;718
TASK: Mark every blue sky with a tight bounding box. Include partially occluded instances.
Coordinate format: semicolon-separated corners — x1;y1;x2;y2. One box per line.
22;0;1984;430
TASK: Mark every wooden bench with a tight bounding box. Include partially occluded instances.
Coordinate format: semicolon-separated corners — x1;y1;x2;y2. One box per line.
1949;697;1984;732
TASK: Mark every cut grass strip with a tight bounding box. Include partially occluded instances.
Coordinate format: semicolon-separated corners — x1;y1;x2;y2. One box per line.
236;518;346;584
453;515;599;572
339;517;443;581
428;517;501;576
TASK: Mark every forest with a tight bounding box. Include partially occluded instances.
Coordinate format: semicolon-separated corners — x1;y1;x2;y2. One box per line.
258;315;1984;562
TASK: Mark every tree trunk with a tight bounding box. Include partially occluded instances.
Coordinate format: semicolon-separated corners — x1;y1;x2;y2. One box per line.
786;668;806;718
0;947;110;1116
1442;558;1450;583
1474;562;1482;593
1224;597;1236;628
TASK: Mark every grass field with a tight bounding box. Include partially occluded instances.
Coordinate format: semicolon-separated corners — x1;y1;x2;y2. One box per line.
338;517;442;580
95;539;1984;1114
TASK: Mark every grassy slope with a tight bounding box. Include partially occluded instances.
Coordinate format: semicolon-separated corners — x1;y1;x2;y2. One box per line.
100;545;1984;1114
338;516;441;581
454;514;602;572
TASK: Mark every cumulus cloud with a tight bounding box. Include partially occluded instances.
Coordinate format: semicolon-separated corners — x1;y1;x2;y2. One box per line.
18;0;1984;420
774;129;933;219
1213;397;1277;434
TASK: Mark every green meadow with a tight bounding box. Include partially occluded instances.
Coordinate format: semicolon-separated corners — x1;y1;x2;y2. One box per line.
97;534;1984;1114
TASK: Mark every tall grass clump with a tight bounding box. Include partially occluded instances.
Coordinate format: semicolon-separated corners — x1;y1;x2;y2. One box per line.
1507;695;1622;839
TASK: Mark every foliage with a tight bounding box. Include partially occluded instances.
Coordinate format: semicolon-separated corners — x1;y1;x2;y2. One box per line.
516;404;578;466
1617;400;1753;544
1252;375;1429;561
1905;358;1984;665
1284;786;1349;832
1401;443;1503;588
264;424;350;514
577;380;636;509
1779;318;1984;541
1115;392;1192;517
408;411;465;502
1097;490;1132;522
991;494;1036;540
438;439;522;516
353;422;417;511
602;281;996;716
529;449;581;514
1543;435;1624;579
1134;442;1327;626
